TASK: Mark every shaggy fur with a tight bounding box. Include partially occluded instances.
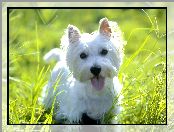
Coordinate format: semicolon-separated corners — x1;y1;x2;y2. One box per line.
41;18;125;124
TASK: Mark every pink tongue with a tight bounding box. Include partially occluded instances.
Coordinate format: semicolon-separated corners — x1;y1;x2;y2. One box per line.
91;76;105;90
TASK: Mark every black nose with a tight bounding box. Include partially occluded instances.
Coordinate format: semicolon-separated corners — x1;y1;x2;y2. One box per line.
90;66;101;76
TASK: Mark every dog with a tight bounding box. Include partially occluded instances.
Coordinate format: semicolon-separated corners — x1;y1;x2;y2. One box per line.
41;18;125;124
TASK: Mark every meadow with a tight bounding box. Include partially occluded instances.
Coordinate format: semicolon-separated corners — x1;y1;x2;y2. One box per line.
9;8;166;124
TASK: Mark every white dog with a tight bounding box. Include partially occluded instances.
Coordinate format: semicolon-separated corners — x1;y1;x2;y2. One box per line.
41;18;125;124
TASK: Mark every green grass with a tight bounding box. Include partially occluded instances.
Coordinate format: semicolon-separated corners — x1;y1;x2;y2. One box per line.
9;9;166;124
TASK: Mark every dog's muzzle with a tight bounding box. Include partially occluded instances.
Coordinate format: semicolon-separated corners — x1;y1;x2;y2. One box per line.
90;65;105;91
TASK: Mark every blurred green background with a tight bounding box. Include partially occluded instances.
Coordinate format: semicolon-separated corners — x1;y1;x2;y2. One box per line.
9;9;166;124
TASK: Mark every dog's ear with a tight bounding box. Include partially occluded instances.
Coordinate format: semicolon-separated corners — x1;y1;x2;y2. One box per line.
99;18;112;38
68;25;81;44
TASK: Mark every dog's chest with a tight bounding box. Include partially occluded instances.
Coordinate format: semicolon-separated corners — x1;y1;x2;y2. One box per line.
76;85;114;119
68;79;115;119
85;94;113;118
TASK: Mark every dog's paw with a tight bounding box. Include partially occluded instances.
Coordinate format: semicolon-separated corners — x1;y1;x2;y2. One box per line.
68;111;82;123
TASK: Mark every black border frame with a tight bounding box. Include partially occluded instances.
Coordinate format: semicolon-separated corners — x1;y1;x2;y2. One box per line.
7;6;167;125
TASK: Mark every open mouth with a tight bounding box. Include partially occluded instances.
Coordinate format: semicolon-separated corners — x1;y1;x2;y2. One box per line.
91;76;105;91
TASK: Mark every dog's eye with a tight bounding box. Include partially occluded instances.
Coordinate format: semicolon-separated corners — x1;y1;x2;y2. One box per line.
100;49;108;56
80;52;88;59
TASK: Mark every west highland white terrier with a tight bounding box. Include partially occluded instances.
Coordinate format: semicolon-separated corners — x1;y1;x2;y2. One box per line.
41;18;125;124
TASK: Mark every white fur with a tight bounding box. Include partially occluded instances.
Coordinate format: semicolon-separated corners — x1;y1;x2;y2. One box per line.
41;18;125;124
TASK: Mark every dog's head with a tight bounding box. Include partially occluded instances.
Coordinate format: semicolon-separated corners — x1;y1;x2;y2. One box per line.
63;18;125;91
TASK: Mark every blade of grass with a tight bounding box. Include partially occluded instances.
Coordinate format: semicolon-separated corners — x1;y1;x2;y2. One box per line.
35;21;40;77
120;33;152;73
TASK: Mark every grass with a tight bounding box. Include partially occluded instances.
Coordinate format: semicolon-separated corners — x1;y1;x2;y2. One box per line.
8;9;166;124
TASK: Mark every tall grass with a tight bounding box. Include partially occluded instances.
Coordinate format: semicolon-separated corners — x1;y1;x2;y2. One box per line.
9;9;166;124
